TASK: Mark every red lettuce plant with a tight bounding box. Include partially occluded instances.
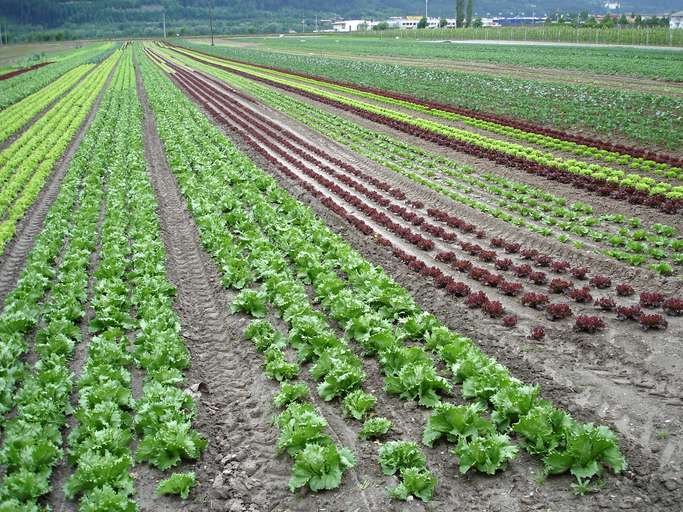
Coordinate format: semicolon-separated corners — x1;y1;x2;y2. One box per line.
495;258;513;271
662;298;683;316
513;264;532;278
551;261;570;274
570;267;589;280
589;275;612;289
521;248;539;260
639;313;668;330
546;303;573;321
530;326;545;340
455;260;473;273
569;287;593;304
504;242;521;254
640;292;665;308
617;304;642;321
575;316;606;333
521;292;549;309
483;300;505;318
446;281;471;298
502;314;518;328
528;271;547;285
479;250;497;262
595;297;616;311
549;278;572;294
535;255;553;267
616;283;635;297
436;251;456;263
466;291;489;309
499;281;523;296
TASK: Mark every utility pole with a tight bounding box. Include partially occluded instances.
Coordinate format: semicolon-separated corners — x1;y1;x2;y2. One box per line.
0;24;3;47
315;16;318;32
162;11;166;38
426;0;429;19
301;19;305;33
209;0;214;45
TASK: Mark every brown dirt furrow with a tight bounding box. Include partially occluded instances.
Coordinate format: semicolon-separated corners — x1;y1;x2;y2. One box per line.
0;61;117;306
135;59;318;512
171;67;682;511
185;68;683;386
288;87;683;236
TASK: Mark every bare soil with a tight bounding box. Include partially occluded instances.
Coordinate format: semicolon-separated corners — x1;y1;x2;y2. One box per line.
136;63;683;511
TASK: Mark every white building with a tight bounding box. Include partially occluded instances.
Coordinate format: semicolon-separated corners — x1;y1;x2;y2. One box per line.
331;19;378;32
671;11;683;29
481;17;499;27
387;16;456;29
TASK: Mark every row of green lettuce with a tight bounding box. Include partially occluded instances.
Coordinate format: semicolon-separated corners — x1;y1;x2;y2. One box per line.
172;44;681;180
0;63;94;145
172;53;683;274
175;39;683;151
0;48;202;511
0;47;124;511
166;47;683;203
0;51;119;259
140;44;626;499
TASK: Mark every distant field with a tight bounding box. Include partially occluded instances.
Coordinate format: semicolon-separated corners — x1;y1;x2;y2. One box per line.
242;36;683;82
183;39;683;151
0;40;93;69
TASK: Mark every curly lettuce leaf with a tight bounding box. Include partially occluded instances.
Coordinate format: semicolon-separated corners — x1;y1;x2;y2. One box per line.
156;472;196;499
288;443;355;493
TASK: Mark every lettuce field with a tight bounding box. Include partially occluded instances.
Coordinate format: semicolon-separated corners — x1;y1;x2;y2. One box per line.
0;38;680;512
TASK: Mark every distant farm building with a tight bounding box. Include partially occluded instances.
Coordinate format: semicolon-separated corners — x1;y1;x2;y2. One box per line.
331;19;379;32
671;11;683;29
387;16;457;29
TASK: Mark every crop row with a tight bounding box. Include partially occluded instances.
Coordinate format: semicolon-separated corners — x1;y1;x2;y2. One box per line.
170;41;683;162
143;46;626;497
166;45;683;200
66;50;205;509
0;64;94;144
0;51;119;258
166;62;677;334
0;52;123;510
171;44;681;178
180;59;683;272
0;48;205;509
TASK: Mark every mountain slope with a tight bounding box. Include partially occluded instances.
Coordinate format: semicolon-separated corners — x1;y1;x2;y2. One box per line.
0;1;679;41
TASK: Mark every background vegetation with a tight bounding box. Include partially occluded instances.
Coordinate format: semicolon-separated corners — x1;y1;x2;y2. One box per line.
0;0;682;42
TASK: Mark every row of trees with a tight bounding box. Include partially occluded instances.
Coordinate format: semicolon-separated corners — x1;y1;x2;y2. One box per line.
547;12;670;28
456;0;474;28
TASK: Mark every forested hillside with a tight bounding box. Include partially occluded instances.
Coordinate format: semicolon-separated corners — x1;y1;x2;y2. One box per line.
0;0;680;41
